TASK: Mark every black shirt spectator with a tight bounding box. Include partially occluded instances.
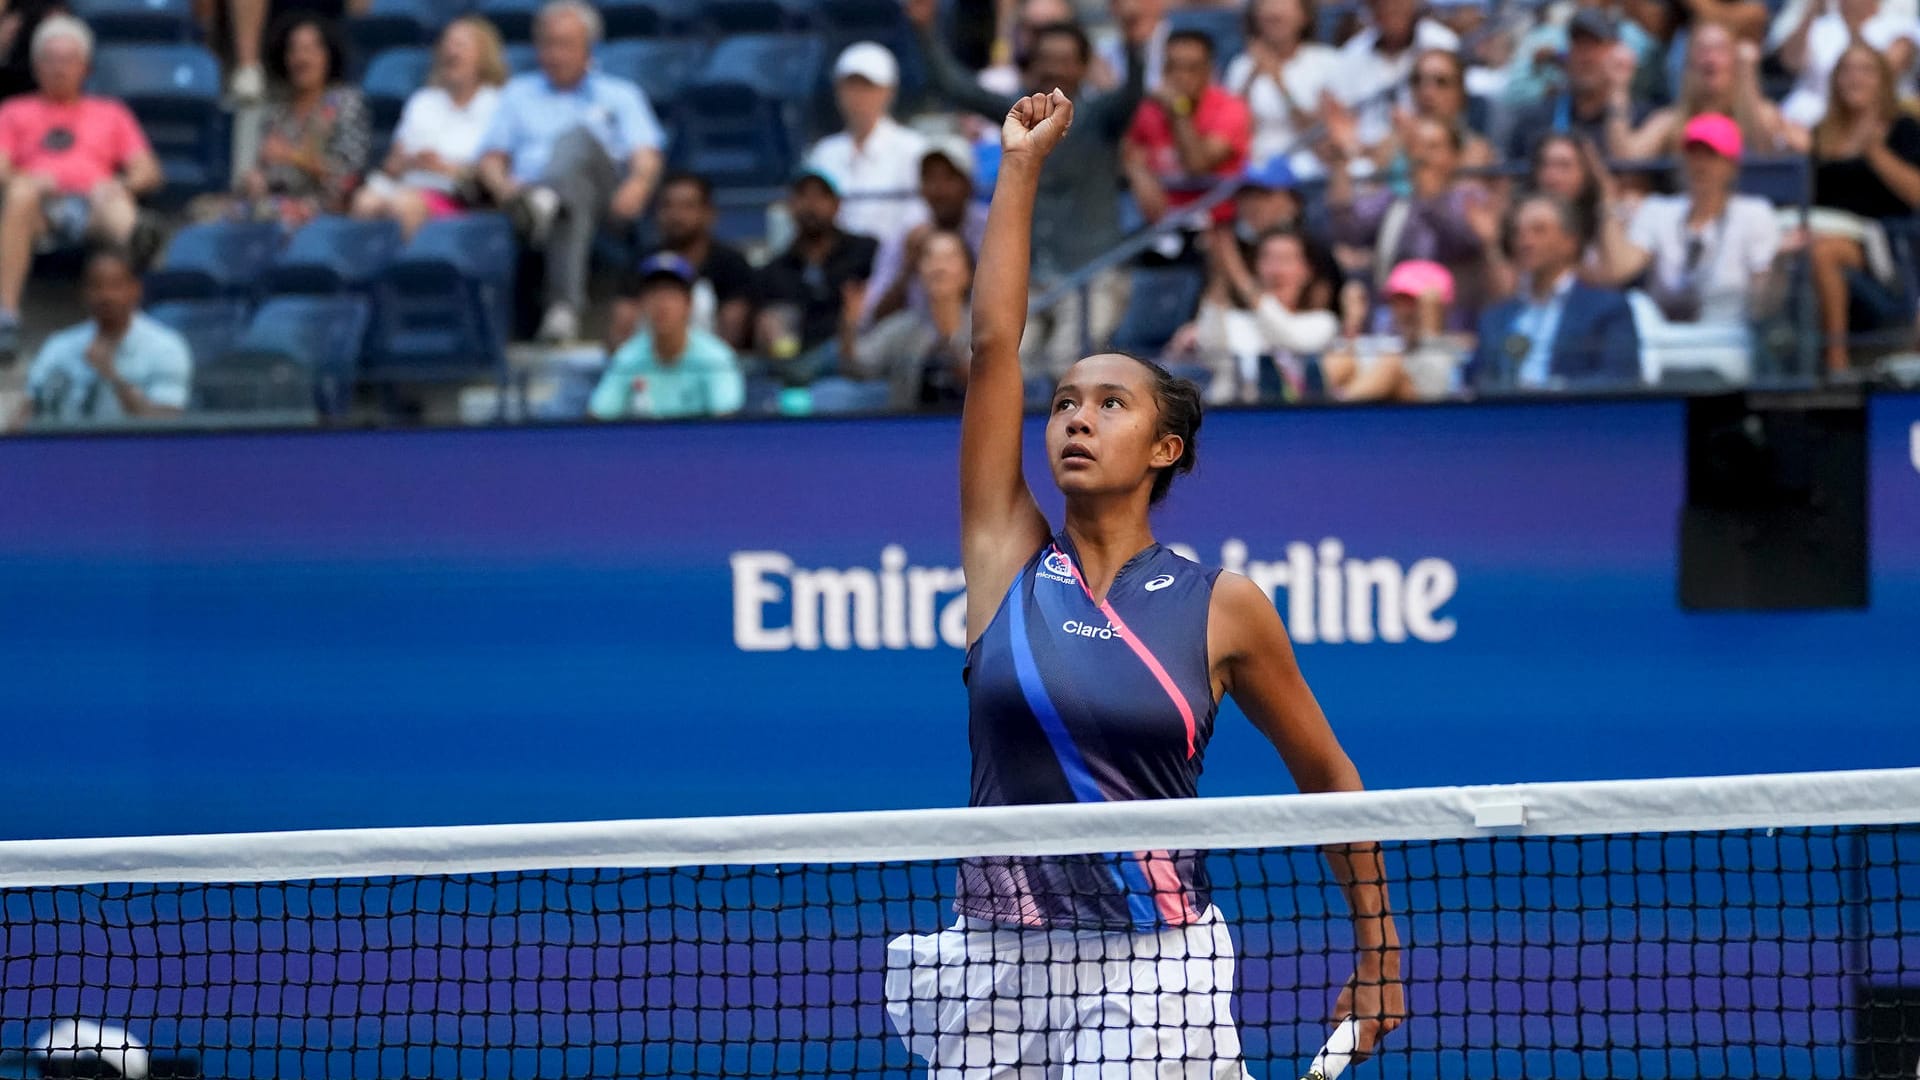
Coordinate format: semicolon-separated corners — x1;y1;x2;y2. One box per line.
609;172;758;352
1813;114;1920;220
757;169;878;363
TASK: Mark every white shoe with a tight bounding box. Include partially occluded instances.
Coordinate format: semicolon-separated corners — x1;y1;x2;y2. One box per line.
536;303;578;344
519;186;561;249
229;64;265;103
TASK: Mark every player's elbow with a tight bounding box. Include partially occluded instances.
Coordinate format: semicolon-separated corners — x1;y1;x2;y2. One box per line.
1291;750;1364;797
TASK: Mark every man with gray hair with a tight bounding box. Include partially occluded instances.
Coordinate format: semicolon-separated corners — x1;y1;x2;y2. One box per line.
0;14;160;360
477;0;664;343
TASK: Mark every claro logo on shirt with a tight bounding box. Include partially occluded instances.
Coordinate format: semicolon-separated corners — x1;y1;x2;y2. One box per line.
1061;619;1120;641
730;538;1459;652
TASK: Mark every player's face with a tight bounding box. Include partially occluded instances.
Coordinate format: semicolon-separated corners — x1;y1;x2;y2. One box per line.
1045;354;1181;503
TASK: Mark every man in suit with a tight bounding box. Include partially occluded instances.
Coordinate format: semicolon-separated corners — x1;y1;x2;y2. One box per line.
1468;193;1642;392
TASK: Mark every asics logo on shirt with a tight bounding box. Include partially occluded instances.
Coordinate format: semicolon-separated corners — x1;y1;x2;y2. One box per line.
1061;619;1120;640
1144;574;1176;592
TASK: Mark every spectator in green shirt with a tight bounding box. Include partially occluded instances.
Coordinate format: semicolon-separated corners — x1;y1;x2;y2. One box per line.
589;253;744;420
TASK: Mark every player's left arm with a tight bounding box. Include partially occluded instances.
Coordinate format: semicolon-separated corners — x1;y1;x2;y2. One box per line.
1209;571;1406;1061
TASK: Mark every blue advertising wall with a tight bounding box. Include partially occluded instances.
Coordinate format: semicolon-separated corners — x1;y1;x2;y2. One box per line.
1;395;1915;843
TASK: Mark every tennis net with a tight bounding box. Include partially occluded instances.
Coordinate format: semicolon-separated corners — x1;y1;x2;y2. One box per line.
2;767;1918;1079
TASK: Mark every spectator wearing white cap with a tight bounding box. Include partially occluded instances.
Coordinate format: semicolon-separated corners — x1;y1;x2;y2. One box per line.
805;41;928;241
860;136;989;329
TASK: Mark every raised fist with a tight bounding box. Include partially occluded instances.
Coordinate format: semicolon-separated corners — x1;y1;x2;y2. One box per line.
1002;89;1074;160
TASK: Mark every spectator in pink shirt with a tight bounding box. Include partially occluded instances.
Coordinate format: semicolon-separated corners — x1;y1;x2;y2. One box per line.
0;15;161;360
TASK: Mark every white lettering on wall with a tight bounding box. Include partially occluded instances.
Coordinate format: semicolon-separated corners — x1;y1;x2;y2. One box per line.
731;540;1462;651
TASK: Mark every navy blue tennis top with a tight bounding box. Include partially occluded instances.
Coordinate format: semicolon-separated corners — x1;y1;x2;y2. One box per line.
958;532;1224;931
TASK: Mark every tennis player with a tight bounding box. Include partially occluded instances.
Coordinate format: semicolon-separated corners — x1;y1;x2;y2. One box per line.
884;90;1406;1078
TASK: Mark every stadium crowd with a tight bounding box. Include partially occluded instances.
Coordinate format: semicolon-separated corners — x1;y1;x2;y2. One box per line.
4;0;1920;428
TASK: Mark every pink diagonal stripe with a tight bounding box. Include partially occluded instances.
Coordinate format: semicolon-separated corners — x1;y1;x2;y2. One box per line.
1061;548;1198;759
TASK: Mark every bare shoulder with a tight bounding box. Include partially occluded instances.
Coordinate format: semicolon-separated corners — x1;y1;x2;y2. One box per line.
1208;570;1290;658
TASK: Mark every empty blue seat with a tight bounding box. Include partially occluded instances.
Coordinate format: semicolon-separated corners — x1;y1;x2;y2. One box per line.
145;221;284;302
367;213;516;385
670;88;797;188
600;0;671;37
88;44;228;207
709;186;778;246
1110;266;1204;356
480;0;542;41
192;351;322;416
72;0;196;43
224;294;372;415
1740;155;1811;206
361;47;433;137
268;217;405;293
697;33;823;105
808;375;890;413
814;0;923;106
598;38;708;114
696;0;808;34
146;298;251;367
349;0;443;58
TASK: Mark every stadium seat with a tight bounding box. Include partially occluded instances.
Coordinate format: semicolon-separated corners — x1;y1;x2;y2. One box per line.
144;221;283;303
696;0;809;35
192;351;323;417
366;213;515;386
221;294;372;415
349;0;443;68
742;372;784;415
599;0;671;38
670;87;798;189
479;0;542;41
710;186;779;246
71;0;196;44
597;38;708;115
1109;265;1205;356
362;47;433;138
146;298;251;368
696;33;824;105
267;217;405;294
87;44;229;208
505;42;537;73
808;375;890;413
1739;156;1812;207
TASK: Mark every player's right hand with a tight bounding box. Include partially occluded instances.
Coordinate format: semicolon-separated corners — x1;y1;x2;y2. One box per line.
1001;89;1074;161
1330;956;1406;1063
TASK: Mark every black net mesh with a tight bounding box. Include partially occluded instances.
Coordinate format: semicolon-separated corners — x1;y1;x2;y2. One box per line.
2;824;1918;1078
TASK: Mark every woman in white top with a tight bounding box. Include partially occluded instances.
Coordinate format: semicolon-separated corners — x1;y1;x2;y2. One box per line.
1774;0;1920;129
351;16;507;238
1222;0;1338;177
1190;225;1339;403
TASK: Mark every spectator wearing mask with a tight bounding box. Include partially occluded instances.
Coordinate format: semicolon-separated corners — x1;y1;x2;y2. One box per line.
0;15;160;359
607;171;757;352
590;254;743;420
979;0;1075;96
1188;225;1339;403
1614;21;1799;160
1505;9;1649;162
1325;0;1461;160
195;13;369;230
1328;115;1492;329
1324;258;1464;400
1775;0;1920;130
756;168;878;381
1802;43;1920;373
849;228;974;410
1224;0;1338;176
1124;29;1253;241
10;246;188;429
350;16;505;239
1600;113;1779;379
862;137;988;329
476;0;665;344
906;0;1151;373
806;42;926;242
1468;192;1641;391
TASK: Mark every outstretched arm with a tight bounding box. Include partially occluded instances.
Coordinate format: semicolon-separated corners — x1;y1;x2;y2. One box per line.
961;90;1074;646
1209;572;1406;1063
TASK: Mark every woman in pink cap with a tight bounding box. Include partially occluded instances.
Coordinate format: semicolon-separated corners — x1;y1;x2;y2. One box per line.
1597;112;1782;382
1322;258;1465;401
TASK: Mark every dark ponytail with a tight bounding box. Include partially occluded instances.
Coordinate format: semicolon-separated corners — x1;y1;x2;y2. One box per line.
1123;354;1203;506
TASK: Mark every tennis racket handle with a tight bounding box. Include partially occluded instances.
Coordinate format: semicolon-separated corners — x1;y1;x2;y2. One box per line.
1303;1018;1362;1080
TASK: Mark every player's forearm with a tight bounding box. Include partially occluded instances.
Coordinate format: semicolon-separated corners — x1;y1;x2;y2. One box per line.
1324;842;1400;956
971;154;1040;362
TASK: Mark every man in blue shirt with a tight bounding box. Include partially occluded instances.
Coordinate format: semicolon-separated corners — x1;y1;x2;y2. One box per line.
1468;193;1641;392
589;253;744;420
8;246;190;429
476;0;664;344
